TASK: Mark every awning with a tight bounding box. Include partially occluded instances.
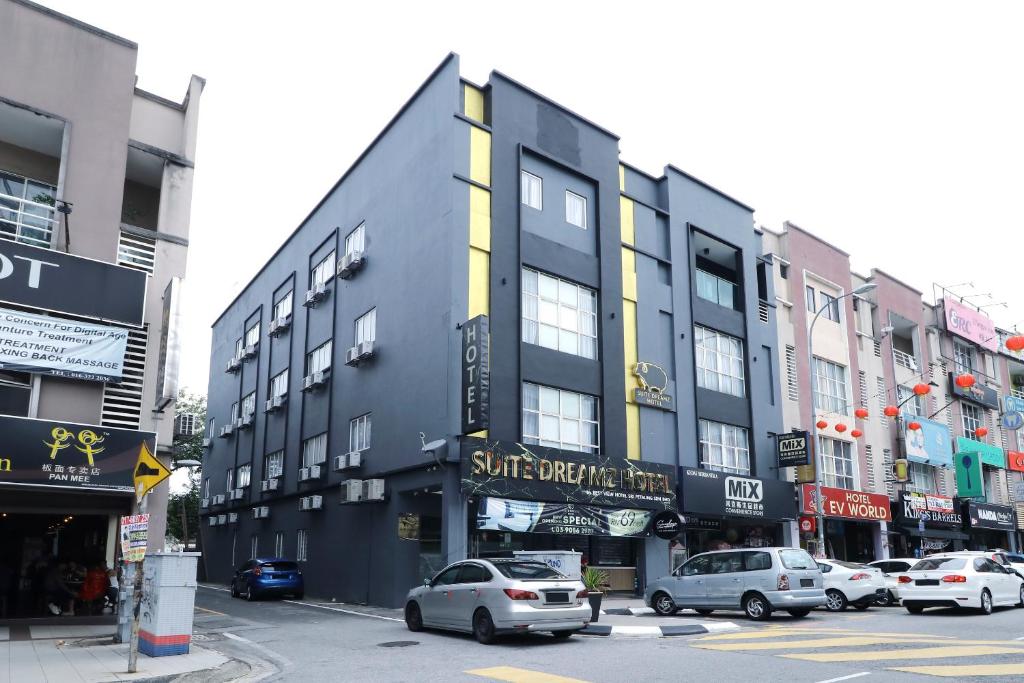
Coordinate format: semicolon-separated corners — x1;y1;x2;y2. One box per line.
896;526;969;541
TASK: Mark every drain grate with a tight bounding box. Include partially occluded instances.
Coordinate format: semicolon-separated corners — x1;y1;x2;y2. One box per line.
377;641;419;648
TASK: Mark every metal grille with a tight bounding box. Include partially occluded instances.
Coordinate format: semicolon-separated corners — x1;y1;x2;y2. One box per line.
758;300;769;323
873;339;881;357
864;445;876;492
937;469;947;495
882;448;895;497
858;371;868;408
101;326;148;429
939;360;954;430
175;413;200;437
785;345;798;401
876;377;887;420
117;229;157;274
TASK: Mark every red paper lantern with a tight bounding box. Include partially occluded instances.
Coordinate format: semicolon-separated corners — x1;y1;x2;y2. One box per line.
975;427;989;438
851;429;863;438
884;405;899;418
835;423;847;433
854;408;869;419
913;383;930;396
816;420;828;429
955;374;976;389
907;421;922;431
1006;335;1024;352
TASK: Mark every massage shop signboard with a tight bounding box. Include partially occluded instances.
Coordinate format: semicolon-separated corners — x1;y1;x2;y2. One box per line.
0;307;128;382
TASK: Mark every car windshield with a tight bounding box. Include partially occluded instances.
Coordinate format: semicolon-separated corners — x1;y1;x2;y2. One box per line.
911;558;966;571
779;549;817;570
492;562;565;580
831;560;868;570
261;562;298;571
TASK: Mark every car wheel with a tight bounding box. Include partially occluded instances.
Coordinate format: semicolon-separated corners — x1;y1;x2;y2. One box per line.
979;589;993;615
551;630;573;640
405;602;423;632
230;581;238;598
787;609;810;618
825;589;848;612
473;608;496;645
245;585;255;601
853;603;870;611
743;593;771;621
905;605;924;614
876;591;894;607
1017;585;1024;608
695;609;714;616
651;592;677;616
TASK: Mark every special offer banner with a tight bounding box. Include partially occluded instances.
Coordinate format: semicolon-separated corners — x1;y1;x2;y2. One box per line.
476;497;652;537
0;307;128;382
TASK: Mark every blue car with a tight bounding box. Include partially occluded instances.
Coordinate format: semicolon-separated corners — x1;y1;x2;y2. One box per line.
231;558;304;601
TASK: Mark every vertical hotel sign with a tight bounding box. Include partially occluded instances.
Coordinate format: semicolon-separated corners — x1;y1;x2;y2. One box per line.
462;315;489;433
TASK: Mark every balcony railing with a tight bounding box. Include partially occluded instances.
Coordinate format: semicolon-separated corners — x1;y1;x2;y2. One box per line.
0;191;55;248
1012;387;1024;400
696;269;736;310
893;349;917;371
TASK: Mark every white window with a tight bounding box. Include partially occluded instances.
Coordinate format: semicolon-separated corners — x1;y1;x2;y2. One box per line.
695;325;745;397
961;402;983;438
250;534;258;560
521;171;543;210
345;222;365;256
241;392;256;419
696;270;735;309
954;340;974;375
805;285;816;313
817;436;855;490
226;468;234;492
565;191;587;229
245;324;260;348
274;531;284;557
264;450;284;479
906;462;936;495
349;413;372;451
203;477;210;498
297;529;308;562
813;357;848;415
819;292;840;322
355;308;376;346
207;419;215;440
307;341;332;374
273;292;292;321
311;251;335;289
699;419;750;475
230;401;239;421
522;383;599;453
302;433;327;467
234;338;244;360
231;533;237;566
237;464;251;488
521;268;597;360
270;369;289;398
897;385;924;417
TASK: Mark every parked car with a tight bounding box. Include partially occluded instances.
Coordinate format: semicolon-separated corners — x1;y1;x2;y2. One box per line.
939;551;1024;578
405;559;589;644
230;557;304;600
816;559;886;611
866;558;918;606
644;547;826;621
898;553;1024;614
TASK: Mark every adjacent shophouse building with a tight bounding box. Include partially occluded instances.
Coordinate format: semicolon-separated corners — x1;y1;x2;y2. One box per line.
200;53;791;607
0;0;201;617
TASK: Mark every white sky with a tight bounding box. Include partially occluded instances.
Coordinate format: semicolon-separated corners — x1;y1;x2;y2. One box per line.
39;1;1024;395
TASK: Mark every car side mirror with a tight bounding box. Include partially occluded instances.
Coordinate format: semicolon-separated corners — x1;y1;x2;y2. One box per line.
424;578;432;587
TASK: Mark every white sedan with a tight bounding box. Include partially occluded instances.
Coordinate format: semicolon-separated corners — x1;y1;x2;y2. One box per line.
898;553;1024;615
866;558;918;606
816;559;886;611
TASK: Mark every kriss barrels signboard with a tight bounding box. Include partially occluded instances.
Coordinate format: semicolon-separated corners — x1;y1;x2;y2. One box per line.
0;415;156;492
477;497;652;537
460;438;677;510
0;307;128;382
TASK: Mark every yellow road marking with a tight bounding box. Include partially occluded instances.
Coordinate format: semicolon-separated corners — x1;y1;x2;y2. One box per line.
890;663;1024;677
466;666;592;683
194;606;226;616
696;629;954;642
694;636;960;651
782;645;1024;663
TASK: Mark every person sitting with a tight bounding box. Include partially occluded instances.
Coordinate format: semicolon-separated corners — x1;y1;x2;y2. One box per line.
78;562;108;615
43;561;76;616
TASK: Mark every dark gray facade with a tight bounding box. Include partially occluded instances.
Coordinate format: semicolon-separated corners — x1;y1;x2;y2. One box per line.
201;54;788;608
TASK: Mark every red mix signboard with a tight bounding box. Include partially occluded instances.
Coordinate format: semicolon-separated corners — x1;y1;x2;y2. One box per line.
800;484;892;522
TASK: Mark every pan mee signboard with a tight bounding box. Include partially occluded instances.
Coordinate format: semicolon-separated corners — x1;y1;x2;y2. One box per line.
0;415;156;492
460;438;676;511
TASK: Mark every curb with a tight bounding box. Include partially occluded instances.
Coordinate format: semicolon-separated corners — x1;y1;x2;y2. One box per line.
580;621;739;637
601;607;655;616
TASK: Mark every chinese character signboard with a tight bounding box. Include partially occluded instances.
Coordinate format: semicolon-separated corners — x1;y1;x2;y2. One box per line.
777;431;811;468
0;415;156;492
680;467;797;520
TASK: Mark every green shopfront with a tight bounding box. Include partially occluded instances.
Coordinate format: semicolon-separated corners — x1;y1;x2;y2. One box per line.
954;437;1018;552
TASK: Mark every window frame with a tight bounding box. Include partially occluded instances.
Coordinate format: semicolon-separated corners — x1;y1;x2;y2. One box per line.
521;267;598;360
695;325;745;397
241;392;256;419
695;269;736;310
698;419;751;475
297;529;308;562
349;413;372;452
564;190;587;229
306;340;333;375
521;382;600;454
273;292;293;321
345;222;365;257
270;369;289;398
301;433;328;468
819;292;840;322
310;251;336;289
906;461;935;495
961;402;982;438
355;308;377;346
264;450;284;479
813;357;849;415
953;340;975;375
245;323;260;348
237;463;251;488
250;534;258;560
805;285;816;313
520;170;543;210
817;436;855;490
274;531;284;558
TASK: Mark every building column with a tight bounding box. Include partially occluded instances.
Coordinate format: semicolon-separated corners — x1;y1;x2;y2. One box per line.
441;463;467;565
782;520;799;547
643;537;669;591
873;521;889;560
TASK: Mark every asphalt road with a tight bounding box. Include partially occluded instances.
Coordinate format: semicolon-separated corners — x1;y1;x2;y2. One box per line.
193;586;1024;682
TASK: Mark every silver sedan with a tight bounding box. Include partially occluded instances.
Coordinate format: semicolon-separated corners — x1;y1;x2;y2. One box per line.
405;559;590;644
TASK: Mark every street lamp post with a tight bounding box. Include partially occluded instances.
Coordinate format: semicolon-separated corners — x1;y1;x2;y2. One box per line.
808;282;877;559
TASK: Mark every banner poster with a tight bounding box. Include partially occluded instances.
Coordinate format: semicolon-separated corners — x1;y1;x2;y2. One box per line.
0;307;128;382
119;514;149;563
476;497;652;537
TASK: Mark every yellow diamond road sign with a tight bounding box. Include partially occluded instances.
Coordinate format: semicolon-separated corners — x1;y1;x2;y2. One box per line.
133;441;171;502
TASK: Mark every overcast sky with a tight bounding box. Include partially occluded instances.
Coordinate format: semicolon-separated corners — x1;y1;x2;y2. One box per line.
41;1;1024;394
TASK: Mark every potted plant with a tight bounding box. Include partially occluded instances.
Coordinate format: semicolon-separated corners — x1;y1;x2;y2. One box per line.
581;566;609;622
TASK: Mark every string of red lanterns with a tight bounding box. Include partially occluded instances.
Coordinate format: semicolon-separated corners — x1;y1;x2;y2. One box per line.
975;427;989;438
955;373;975;388
1006;335;1024;352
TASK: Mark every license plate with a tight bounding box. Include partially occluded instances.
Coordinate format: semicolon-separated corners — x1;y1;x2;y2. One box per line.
800;579;814;587
546;592;569;603
916;579;939;586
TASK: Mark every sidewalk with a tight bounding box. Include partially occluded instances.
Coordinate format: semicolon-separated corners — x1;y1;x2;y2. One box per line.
1;623;231;683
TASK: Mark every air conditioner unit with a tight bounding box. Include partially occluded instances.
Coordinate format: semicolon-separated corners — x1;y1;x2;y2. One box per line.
299;465;322;482
216;514;227;525
269;315;292;337
226;356;241;373
357;340;375;360
302;370;329;391
243;343;258;359
200;497;209;508
333;454;347;471
202;438;212;448
337;250;366;279
212;494;226;506
238;414;254;429
362;478;385;502
304;282;328;307
208;516;218;527
300;495;324;511
219;424;234;438
252;506;270;519
341;479;363;503
345;345;360;366
228;513;238;524
228;488;243;501
345;451;362;469
260;478;280;493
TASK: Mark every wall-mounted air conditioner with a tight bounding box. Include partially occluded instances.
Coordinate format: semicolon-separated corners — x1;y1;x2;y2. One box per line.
304;282;328;307
341;479;363;503
242;343;258;359
202;437;212;448
333;451;362;471
212;494;226;506
238;413;254;429
269;315;292;337
265;394;287;413
260;478;280;493
362;478;385;502
346;341;376;366
226;356;241;373
300;495;323;511
299;465;322;482
228;488;244;501
302;369;329;391
208;516;218;527
216;514;227;525
337;250;366;279
228;512;238;524
200;497;209;508
219;423;234;438
252;506;270;519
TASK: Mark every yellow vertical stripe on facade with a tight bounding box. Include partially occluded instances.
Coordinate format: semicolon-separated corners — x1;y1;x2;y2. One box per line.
621;247;637;302
620;196;635;246
618;164;626;192
463;84;485;123
623;298;640;461
469;127;491;186
469;185;490;252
